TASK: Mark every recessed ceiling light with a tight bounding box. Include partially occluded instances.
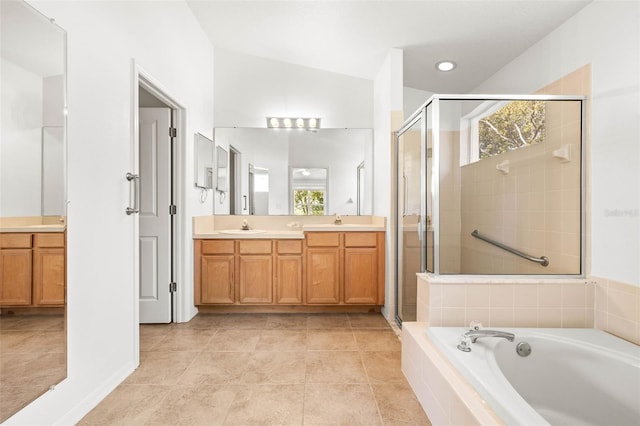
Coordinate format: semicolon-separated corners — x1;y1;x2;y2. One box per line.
436;60;457;72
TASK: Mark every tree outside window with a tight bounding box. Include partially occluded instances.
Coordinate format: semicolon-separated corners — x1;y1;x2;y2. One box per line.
293;189;325;215
478;100;546;159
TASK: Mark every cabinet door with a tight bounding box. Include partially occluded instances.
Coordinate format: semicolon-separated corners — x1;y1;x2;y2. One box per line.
201;255;235;304
0;249;32;306
306;247;340;304
33;248;65;306
344;248;378;304
275;255;303;304
239;255;273;304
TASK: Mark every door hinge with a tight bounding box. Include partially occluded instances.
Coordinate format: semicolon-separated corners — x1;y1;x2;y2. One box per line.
169;205;177;215
170;282;177;293
169;127;177;138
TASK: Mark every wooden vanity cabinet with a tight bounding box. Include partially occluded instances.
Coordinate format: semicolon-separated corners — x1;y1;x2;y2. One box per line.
0;232;66;307
195;231;384;309
275;240;303;304
0;234;33;306
33;233;66;306
238;240;273;304
305;233;341;304
197;240;235;304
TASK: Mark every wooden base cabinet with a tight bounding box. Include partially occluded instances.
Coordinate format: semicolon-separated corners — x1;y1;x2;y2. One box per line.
195;232;384;309
0;232;66;307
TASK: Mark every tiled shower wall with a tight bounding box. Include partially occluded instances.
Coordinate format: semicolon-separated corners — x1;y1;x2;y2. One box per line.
592;276;640;345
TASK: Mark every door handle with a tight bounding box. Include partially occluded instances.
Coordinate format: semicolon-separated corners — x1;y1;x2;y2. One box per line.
126;172;140;215
243;195;247;211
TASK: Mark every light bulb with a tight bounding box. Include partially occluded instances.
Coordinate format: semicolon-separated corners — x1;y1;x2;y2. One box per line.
283;118;292;128
296;118;304;128
308;118;317;128
269;117;280;128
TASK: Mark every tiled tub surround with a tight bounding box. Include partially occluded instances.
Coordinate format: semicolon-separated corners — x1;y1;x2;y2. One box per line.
416;273;640;345
416;274;594;329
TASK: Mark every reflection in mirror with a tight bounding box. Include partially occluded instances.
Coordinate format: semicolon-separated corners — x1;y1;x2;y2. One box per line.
194;133;214;189
216;145;228;192
291;167;327;215
0;0;67;421
214;128;373;215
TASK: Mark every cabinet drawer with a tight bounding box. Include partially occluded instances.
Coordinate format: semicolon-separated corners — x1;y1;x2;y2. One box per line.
306;232;340;247
0;233;32;249
201;240;235;254
277;240;302;254
239;240;272;254
344;232;378;247
34;233;65;248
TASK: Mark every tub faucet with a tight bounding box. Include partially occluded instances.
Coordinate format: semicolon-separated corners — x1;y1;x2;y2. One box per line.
463;329;515;343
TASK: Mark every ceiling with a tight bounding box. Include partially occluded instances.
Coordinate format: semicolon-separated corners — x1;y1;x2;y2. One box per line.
186;0;592;93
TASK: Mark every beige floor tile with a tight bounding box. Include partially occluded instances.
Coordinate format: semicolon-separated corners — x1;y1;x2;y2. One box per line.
306;329;357;351
353;330;401;351
306;313;350;329
361;351;405;384
242;351;306;384
213;314;269;329
143;384;241;426
255;329;307;351
78;384;171;425
125;351;198;385
205;329;260;352
178;352;251;386
0;315;63;332
349;313;391;329
224;384;304;425
154;328;215;352
264;313;308;330
0;351;65;387
303;383;382;425
180;314;225;329
305;351;368;383
371;382;431;425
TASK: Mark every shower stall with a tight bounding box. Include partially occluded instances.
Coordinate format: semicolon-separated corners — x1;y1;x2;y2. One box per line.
395;95;586;325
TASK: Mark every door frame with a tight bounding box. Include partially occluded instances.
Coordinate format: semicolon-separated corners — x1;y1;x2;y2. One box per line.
131;61;185;363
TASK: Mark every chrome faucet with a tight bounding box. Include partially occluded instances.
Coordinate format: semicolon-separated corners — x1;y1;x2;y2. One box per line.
463;329;515;343
457;322;515;352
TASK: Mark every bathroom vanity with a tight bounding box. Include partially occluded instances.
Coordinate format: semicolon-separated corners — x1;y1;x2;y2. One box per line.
193;216;385;311
0;219;66;308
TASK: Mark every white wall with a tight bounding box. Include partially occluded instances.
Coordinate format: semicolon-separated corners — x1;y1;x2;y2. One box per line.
473;1;640;286
373;48;403;320
7;1;213;424
1;58;43;216
403;86;433;120
213;47;373;128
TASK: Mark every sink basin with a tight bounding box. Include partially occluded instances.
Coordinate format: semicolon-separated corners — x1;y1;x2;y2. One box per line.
218;229;267;235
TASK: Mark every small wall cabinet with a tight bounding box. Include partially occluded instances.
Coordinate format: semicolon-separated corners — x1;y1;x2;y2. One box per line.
194;231;385;309
0;232;66;307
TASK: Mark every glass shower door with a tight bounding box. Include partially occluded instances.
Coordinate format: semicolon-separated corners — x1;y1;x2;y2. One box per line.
396;116;425;324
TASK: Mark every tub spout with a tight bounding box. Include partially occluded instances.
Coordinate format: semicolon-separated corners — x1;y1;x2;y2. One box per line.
463;329;515;343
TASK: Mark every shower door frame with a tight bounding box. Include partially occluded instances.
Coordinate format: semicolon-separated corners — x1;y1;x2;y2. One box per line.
394;94;588;326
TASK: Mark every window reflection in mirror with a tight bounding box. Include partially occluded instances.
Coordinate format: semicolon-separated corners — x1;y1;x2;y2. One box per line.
291;168;327;215
0;0;67;421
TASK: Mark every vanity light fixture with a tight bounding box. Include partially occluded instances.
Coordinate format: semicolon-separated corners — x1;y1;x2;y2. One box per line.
436;60;457;72
266;117;321;130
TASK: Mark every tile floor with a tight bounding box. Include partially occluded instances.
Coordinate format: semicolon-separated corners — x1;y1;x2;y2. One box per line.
80;313;430;425
0;314;66;421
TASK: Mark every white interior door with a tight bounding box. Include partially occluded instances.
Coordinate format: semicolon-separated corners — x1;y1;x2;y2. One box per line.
139;107;172;323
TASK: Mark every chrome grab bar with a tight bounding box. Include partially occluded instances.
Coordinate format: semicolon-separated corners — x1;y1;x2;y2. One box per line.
471;229;549;267
126;172;140;215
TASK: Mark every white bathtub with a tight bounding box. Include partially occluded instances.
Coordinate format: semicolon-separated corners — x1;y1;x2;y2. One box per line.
425;327;640;425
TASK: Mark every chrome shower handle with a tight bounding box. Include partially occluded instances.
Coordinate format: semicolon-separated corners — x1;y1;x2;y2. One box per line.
126;172;140;215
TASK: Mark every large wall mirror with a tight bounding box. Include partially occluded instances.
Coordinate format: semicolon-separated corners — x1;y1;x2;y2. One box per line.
0;0;67;420
213;128;373;215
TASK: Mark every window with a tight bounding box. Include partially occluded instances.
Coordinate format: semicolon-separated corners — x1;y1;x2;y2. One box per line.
460;100;546;164
293;189;325;215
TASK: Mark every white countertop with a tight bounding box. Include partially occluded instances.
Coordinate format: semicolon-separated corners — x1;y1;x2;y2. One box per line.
193;230;305;239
